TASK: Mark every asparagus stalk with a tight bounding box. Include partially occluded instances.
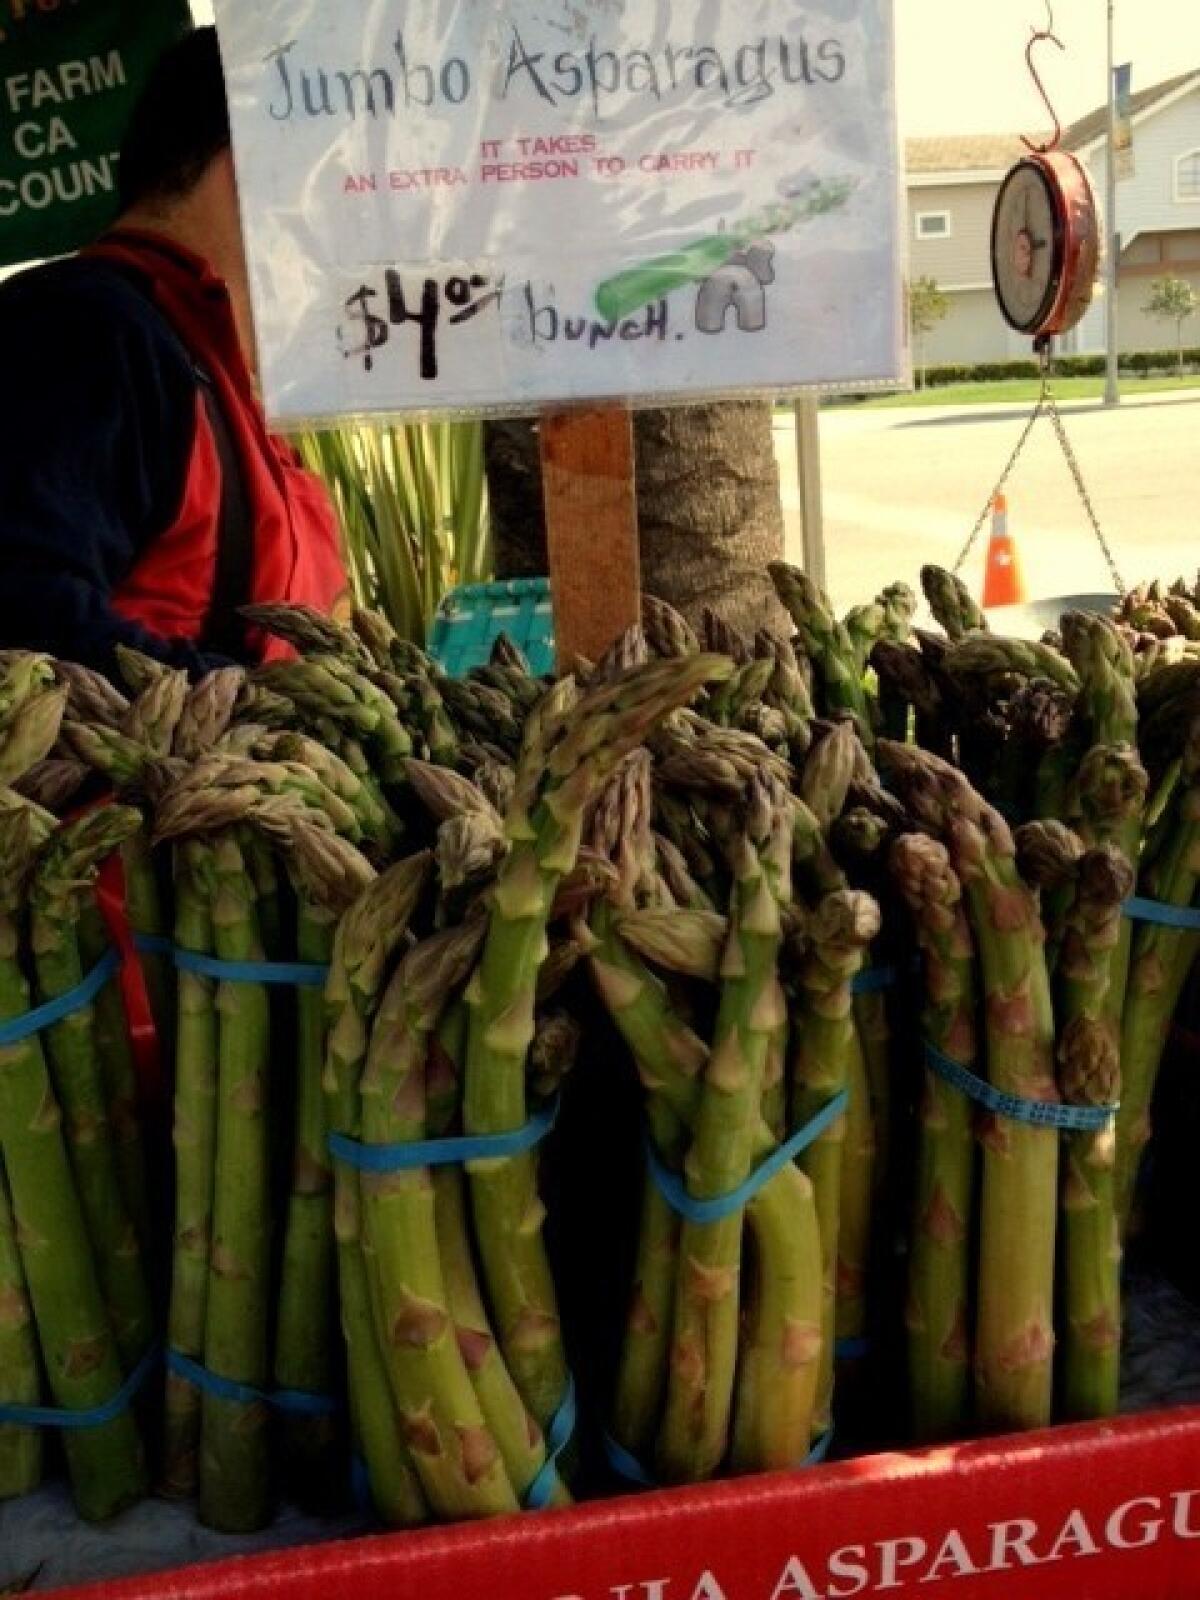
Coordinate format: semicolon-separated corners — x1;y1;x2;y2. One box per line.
360;921;521;1517
1114;724;1200;1229
789;889;881;1438
1057;845;1133;1421
880;742;1059;1433
0;810;145;1521
423;998;567;1510
162;841;219;1499
273;891;341;1508
590;900;707;1458
656;777;794;1482
76;903;150;1255
29;807;154;1371
0;1161;40;1500
768;564;875;744
465;657;729;1429
890;835;977;1443
920;566;989;641
323;854;431;1528
197;831;273;1533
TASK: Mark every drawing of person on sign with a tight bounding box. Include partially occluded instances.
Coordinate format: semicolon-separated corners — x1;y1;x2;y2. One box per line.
694;238;776;335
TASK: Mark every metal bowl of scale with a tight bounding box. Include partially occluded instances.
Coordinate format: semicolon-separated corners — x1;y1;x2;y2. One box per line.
985;593;1118;640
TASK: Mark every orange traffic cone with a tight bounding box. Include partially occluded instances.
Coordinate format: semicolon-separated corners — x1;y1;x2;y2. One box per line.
981;492;1027;610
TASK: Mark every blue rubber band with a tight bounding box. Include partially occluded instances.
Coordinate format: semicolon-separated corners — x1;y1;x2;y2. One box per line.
0;948;120;1049
852;965;897;996
328;1098;560;1175
166;1350;337;1418
604;1425;833;1490
523;1377;577;1511
836;1337;871;1362
351;1453;372;1514
0;1343;157;1431
133;933;175;958
603;1432;657;1489
270;1386;340;1419
170;949;331;988
1123;896;1200;932
645;1091;851;1227
924;1041;1118;1133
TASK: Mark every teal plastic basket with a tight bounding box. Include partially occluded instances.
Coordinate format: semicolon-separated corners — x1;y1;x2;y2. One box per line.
428;578;555;679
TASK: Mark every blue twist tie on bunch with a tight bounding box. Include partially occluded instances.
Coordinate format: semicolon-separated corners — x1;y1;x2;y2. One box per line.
851;965;898;996
328;1098;560;1175
171;949;331;989
0;1343;157;1431
523;1377;577;1511
0;948;120;1048
133;933;175;959
645;1091;850;1227
835;1337;871;1362
603;1425;833;1490
923;1040;1117;1133
1123;896;1200;932
166;1349;337;1418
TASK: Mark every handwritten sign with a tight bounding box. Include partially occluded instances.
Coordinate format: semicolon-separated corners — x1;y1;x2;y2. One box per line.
0;0;191;268
214;0;903;424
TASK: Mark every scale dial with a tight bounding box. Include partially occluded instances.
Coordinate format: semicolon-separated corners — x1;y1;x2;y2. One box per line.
991;152;1099;340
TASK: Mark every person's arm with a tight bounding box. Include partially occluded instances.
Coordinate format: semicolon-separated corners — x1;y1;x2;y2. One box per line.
0;268;231;679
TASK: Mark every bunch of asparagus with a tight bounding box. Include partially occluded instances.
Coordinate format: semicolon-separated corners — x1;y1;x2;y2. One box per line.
3;565;1199;1539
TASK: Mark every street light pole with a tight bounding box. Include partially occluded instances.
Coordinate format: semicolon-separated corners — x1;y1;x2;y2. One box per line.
1104;0;1121;406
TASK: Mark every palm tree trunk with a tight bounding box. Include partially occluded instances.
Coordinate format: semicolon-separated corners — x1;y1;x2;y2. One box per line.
485;402;791;640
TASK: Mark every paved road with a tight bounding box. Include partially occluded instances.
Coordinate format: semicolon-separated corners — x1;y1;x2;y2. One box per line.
775;388;1200;615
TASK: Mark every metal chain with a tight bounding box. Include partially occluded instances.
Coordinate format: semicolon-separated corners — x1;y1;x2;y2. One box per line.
951;376;1049;575
952;351;1127;596
1044;387;1127;595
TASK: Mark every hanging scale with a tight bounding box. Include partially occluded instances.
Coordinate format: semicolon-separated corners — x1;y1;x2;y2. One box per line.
955;4;1126;595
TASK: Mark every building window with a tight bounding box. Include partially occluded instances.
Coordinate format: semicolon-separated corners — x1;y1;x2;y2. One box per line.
1178;150;1200;202
916;211;953;239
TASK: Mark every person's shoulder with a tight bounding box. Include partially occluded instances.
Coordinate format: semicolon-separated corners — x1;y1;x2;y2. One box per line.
0;256;189;365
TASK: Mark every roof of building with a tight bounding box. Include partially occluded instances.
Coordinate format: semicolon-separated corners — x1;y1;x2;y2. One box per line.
906;134;1035;174
1062;68;1200;151
906;68;1200;176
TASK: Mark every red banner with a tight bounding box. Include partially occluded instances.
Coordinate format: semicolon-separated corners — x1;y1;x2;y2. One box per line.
50;1407;1200;1600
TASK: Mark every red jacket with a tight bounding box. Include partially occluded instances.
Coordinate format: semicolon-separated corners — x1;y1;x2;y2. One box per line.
91;230;348;664
0;229;346;675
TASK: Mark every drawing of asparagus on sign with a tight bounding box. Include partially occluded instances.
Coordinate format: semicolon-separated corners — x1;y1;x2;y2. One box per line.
214;0;903;422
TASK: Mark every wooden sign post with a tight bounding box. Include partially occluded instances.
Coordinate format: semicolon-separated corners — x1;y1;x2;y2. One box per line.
540;406;642;672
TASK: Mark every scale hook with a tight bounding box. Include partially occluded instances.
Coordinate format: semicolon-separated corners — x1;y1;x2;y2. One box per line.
1021;3;1066;154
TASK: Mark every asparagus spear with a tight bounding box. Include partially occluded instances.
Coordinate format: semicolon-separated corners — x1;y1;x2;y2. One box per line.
1057;845;1133;1421
0;810;145;1521
323;854;431;1528
890;835;977;1443
162;841;219;1499
465;657;729;1429
920;566;989;642
1114;722;1200;1228
0;1162;40;1500
197;830;273;1533
422;990;567;1510
0;687;68;793
789;889;881;1438
769;565;875;744
656;777;796;1481
272;885;342;1509
29;808;154;1371
360;921;521;1517
880;742;1059;1433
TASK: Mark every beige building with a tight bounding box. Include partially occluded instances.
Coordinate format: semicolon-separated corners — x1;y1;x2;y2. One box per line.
907;70;1200;366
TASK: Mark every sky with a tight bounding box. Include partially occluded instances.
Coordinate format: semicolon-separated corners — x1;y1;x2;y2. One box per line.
192;0;1200;138
896;0;1200;137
